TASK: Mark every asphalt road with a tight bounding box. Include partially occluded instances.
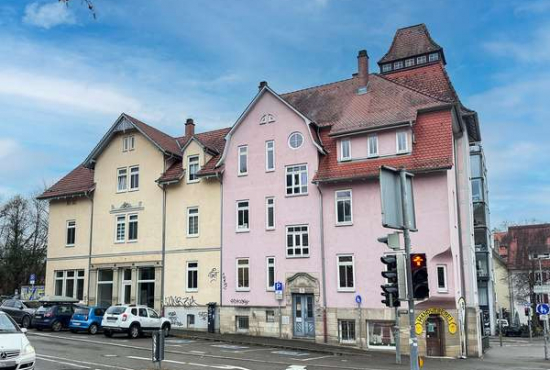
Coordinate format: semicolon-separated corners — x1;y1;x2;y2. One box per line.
26;330;550;370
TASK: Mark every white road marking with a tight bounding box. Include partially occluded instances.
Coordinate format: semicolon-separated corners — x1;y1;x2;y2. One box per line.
286;366;307;370
299;355;333;362
38;353;135;370
36;356;91;369
127;356;251;369
212;344;249;350
103;354;118;357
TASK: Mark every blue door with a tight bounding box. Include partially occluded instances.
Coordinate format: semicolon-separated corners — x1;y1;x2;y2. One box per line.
293;294;315;337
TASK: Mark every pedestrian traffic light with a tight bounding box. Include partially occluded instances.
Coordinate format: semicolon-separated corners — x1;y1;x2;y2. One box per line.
377;232;401;250
410;253;429;300
381;254;400;307
525;307;530;316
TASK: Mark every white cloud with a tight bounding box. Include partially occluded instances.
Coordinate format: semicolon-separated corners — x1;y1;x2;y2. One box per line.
23;1;76;29
484;24;550;63
0;138;20;160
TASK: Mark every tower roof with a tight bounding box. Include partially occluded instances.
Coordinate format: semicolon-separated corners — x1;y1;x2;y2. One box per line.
378;24;444;65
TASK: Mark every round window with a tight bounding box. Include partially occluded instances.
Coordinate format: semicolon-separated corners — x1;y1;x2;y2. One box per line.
288;132;304;149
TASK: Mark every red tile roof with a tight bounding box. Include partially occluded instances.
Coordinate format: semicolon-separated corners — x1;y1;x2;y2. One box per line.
37;165;95;200
495;224;550;270
124;114;181;156
157;160;185;184
313;109;454;182
378;24;443;64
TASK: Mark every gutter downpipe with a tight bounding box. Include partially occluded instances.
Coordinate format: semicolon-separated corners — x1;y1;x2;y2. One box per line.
161;184;167;315
218;172;224;313
316;183;328;343
85;191;94;306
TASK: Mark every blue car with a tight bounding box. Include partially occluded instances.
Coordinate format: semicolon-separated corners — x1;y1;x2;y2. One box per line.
33;303;75;331
69;306;105;335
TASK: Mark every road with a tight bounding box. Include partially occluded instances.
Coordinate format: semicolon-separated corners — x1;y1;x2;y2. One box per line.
27;330;550;370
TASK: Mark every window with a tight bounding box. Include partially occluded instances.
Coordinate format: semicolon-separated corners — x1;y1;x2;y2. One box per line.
97;269;114;307
266;257;275;290
115;215;126;243
187;207;199;237
382;64;392;72
265;141;275;171
188;155;200;183
236;258;250;291
238;146;248;175
368;134;378;157
417;55;427;64
437;265;448;292
187;262;198;292
286;165;308;195
288;132;304;149
187;314;195;327
137;267;155;308
335;190;352;225
396;131;409;153
128;214;138;242
123;135;135;152
54;271;64;296
260;114;275;125
121;269;132;304
368;321;396;348
340;139;351;161
339;320;356;343
338;255;355;291
66;220;76;246
117;168;127;192
405;58;415;67
129;166;139;190
429;52;439;62
236;316;249;331
393;61;403;70
236;201;250;232
266;310;275;323
286;225;309;257
472;179;483;202
266;197;275;230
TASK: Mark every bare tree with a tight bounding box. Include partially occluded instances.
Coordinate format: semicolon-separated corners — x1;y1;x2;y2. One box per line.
59;0;96;18
0;195;48;296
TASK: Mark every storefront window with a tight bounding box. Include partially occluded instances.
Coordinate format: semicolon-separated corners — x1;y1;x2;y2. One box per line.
368;321;395;349
138;267;155;308
97;270;114;307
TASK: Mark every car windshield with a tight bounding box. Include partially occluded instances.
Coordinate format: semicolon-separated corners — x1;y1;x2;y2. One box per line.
24;301;42;309
0;314;20;333
74;308;89;315
106;306;126;315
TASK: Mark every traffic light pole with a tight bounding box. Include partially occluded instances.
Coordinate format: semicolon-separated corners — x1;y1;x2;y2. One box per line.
400;170;420;370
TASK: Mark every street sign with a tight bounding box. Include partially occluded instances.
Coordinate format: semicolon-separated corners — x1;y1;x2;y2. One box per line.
537;304;550;315
29;274;36;285
541;315;549;321
355;295;362;304
275;281;284;300
275;282;283;291
380;166;416;231
534;285;550;294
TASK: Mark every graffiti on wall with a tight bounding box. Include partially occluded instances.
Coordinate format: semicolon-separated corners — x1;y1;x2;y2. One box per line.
198;311;208;321
222;273;228;290
164;296;199;307
20;285;45;300
208;268;219;283
230;298;249;305
167;311;183;327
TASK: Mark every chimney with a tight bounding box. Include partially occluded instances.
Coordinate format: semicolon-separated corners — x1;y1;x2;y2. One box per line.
185;118;195;137
258;81;268;91
357;49;369;93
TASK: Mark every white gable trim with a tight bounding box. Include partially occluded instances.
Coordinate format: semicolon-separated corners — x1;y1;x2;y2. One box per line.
216;86;324;167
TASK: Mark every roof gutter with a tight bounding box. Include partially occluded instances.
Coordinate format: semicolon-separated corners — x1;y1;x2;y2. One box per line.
312;166;452;184
36;186;96;201
328;120;413;138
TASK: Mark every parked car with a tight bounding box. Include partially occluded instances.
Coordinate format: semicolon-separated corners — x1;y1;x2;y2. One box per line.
101;305;170;339
0;299;41;328
505;324;525;337
32;299;78;332
69;306;106;334
0;311;35;369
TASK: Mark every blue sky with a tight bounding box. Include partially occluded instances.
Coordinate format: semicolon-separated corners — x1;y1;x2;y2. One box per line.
0;0;549;227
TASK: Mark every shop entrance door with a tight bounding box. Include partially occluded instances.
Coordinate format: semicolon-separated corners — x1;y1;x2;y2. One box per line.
426;315;445;356
293;294;315;338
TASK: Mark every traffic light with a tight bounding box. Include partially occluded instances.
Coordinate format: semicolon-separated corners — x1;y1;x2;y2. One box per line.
381;254;400;307
410;253;429;300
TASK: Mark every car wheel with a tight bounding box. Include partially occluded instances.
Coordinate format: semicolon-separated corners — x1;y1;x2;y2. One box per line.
52;321;62;332
89;323;98;335
128;324;140;339
162;324;170;338
104;330;113;338
21;316;31;329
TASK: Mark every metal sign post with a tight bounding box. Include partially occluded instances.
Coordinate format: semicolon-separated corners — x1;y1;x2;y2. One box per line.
356;295;363;349
539;258;549;361
152;329;165;369
275;282;284;338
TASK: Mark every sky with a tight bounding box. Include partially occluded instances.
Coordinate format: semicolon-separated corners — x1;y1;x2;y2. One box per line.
0;0;549;227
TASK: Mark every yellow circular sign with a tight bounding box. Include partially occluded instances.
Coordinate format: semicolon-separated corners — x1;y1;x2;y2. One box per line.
415;323;423;335
449;322;457;335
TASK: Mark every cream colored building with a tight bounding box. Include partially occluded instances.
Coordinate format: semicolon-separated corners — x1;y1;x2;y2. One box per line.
39;114;228;330
493;251;511;317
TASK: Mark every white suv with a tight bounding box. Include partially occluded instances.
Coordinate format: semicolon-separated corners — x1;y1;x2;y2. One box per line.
101;305;171;339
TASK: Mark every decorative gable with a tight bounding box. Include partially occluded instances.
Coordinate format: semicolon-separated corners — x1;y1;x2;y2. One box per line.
260;113;276;125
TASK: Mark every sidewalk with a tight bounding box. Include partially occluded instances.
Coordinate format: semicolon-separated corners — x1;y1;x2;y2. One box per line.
171;329;372;356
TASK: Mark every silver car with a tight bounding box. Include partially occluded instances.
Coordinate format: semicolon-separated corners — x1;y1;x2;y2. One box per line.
0;311;35;369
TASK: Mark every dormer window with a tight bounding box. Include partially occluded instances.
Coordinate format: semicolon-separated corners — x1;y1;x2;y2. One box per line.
396;131;409;154
429;53;439;62
416;55;427;64
260;114;275;125
340;139;351;161
187;155;200;183
405;58;415;68
382;64;392;73
123;135;135;152
393;61;403;70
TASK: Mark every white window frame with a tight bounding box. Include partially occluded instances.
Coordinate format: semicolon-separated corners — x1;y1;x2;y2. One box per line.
429;52;439;62
417;55;427;64
117;168;128;193
127;213;138;242
265;197;275;230
115;215;126;243
236;258;250;291
236;200;250;232
238;146;248;176
393;61;403;70
405;58;415;67
123;137;129;152
266;257;275;291
186;261;199;292
337;254;356;292
265;140;275;172
129;166;139;191
367;134;378;158
66;220;76;247
187;155;200;183
396;131;409;154
335;189;353;226
187;207;199;238
437;265;448;293
288;132;304;150
55;270;85;299
285;164;308;196
339;319;357;344
340;139;351;161
286;224;310;258
382;64;392;72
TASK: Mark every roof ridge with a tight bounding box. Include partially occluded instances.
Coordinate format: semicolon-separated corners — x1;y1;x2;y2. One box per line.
396;23;426;31
281;77;354;97
375;73;449;103
123;113;176;140
174;126;231;140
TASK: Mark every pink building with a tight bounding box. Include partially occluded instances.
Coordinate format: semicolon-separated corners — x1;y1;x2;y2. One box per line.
217;24;482;357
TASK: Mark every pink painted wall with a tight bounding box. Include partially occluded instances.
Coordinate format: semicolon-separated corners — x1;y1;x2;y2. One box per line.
336;128;413;161
321;171;455;308
221;90;322;307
